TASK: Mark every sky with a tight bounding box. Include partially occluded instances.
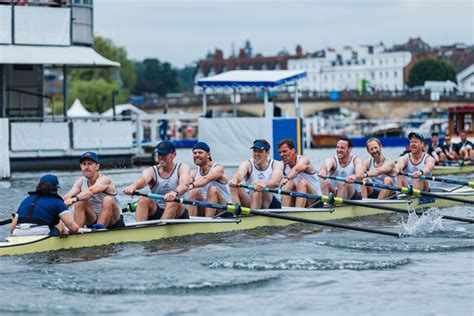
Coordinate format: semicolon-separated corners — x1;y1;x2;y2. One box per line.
94;0;474;68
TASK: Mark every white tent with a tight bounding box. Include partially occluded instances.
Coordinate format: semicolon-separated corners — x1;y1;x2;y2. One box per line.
67;98;91;117
101;103;146;117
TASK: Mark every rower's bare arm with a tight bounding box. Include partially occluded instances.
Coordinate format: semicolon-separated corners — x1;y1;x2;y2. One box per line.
374;159;396;176
229;161;251;186
123;168;154;195
63;178;83;200
9;214;18;234
396;156;408;174
195;164;224;187
362;158;371;176
287;156;309;180
423;156;436;174
176;163;191;195
319;158;335;178
265;160;284;188
59;212;79;233
353;157;365;179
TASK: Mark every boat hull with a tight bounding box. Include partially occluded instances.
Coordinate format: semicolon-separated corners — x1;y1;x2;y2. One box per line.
1;189;473;256
432;165;474;175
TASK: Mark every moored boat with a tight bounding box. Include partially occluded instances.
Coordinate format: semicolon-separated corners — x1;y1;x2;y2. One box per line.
432;164;474;175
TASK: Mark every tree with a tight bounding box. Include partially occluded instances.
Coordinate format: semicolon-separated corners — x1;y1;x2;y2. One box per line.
408;59;457;87
69;79;120;113
133;58;181;95
177;64;197;92
69;36;136;107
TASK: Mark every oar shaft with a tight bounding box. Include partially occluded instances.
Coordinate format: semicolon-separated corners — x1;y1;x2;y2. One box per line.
249;209;400;237
0;218;12;226
401;172;474;188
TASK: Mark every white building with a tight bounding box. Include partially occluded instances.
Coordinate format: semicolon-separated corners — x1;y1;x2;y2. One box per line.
288;44;412;92
457;64;474;93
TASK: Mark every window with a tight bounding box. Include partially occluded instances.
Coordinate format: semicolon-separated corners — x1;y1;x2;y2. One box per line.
394;70;398;78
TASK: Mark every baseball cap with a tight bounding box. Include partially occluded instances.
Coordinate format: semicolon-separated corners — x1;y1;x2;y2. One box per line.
156;141;176;155
39;174;60;189
250;139;271;151
408;131;425;142
193;142;211;153
79;151;100;164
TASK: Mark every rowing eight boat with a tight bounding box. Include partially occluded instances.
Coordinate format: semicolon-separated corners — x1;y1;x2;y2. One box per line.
433;164;474;175
1;186;473;256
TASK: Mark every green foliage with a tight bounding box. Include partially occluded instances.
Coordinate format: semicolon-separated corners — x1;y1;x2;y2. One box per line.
133;58;181;95
408;59;457;87
68;37;136;111
177;64;196;92
69;79;120;113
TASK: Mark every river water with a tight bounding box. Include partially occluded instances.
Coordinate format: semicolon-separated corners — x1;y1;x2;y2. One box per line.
0;148;473;315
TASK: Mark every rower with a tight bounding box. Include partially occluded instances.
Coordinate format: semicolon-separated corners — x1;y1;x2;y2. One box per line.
439;134;458;161
427;132;442;164
11;174;79;236
188;142;232;217
457;130;474;159
396;132;435;191
361;138;398;199
229;139;284;209
64;152;125;230
319;136;364;200
123;141;191;221
277;138;321;207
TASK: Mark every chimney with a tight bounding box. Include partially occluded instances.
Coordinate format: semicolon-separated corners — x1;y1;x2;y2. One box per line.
296;45;303;57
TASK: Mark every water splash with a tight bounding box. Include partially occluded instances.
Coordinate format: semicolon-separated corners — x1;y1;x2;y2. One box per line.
400;208;446;236
205;257;410;271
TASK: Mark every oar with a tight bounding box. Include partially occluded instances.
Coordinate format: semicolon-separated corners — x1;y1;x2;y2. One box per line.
130;191;400;237
239;183;474;224
400;172;474;188
327;175;474;205
0;217;13;226
442;160;473;166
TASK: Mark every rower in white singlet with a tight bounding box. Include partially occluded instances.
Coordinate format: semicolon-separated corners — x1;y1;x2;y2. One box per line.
123;141;191;221
229;139;284;209
361;138;398;199
319;136;365;200
277;138;321;207
188;142;232;217
64;152;125;230
396;132;435;192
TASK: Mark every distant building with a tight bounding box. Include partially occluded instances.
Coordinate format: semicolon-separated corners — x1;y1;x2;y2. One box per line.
193;44;304;94
288;44;411;92
392;38;474;93
457;64;474;93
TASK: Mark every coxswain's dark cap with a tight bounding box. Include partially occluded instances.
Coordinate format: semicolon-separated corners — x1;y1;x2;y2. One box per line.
39;174;60;189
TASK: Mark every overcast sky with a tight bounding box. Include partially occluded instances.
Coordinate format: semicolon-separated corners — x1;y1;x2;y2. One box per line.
95;0;474;68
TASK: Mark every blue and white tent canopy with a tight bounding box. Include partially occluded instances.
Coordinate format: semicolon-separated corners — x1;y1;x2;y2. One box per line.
197;70;307;89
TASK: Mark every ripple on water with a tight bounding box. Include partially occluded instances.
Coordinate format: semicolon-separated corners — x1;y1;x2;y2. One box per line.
204;257;411;271
41;275;280;295
314;239;474;253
